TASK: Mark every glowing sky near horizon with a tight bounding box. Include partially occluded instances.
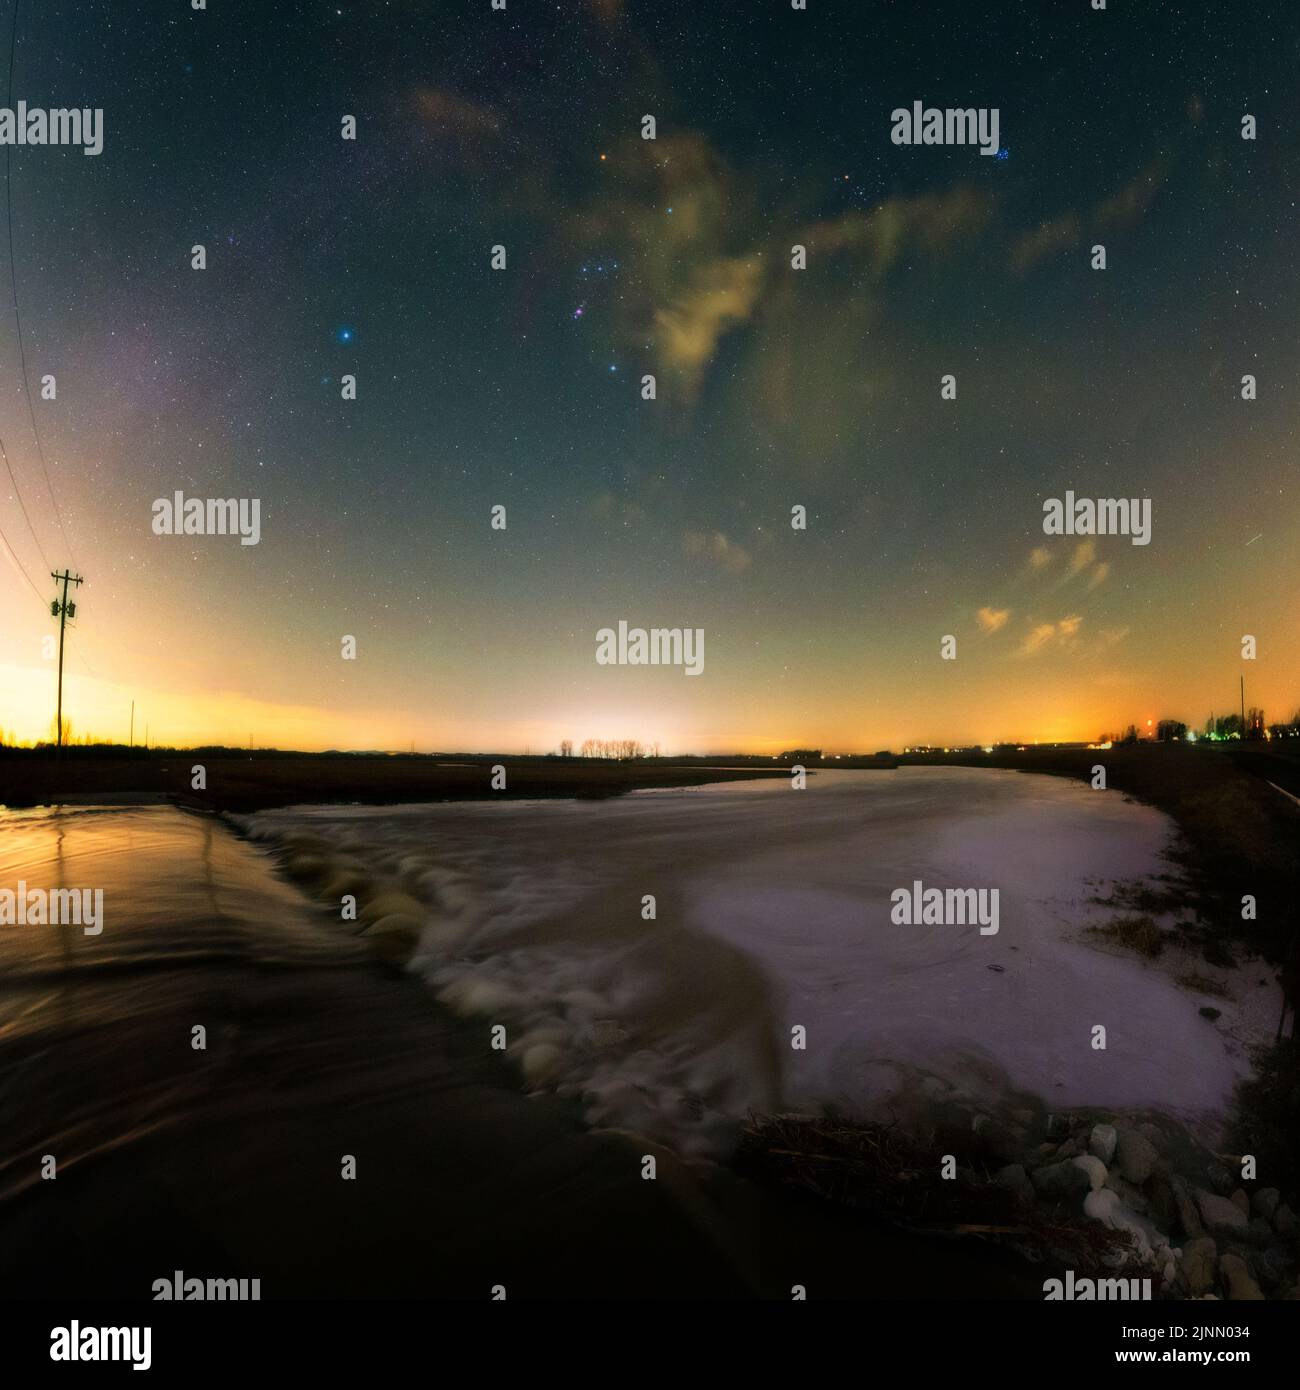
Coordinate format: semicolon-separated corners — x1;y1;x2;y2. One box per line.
1;1;1298;753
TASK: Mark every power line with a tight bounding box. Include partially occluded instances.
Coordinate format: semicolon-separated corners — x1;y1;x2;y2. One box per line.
0;500;43;605
0;428;48;582
0;432;95;677
0;403;48;570
64;600;99;680
0;433;96;711
5;0;77;571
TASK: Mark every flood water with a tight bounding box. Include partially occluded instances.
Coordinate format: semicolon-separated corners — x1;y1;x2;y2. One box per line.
0;770;1262;1297
241;768;1254;1151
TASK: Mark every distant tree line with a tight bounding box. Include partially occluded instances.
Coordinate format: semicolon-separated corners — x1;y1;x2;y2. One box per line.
557;739;661;760
1101;705;1297;744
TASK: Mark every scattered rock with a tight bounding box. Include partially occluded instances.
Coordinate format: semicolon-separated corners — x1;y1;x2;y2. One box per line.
969;1113;1025;1164
1181;1237;1217;1296
1084;1188;1164;1262
1073;1154;1107;1191
1099;1244;1129;1270
1032;1158;1093;1199
1171;1179;1204;1238
1105;1171;1150;1215
1219;1253;1265;1301
1248;1217;1275;1247
1196;1190;1249;1236
809;1095;1290;1299
1116;1129;1159;1185
1255;1248;1288;1291
1148;1177;1177;1230
1207;1164;1234;1196
995;1163;1035;1203
1252;1188;1281;1223
1085;1188;1122;1222
1089;1123;1118;1165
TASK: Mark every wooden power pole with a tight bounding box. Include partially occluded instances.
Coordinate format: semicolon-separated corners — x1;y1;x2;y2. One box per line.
50;570;83;759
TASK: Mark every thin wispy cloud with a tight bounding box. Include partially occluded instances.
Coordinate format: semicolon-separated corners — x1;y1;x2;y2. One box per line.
655;255;764;399
1010;160;1168;273
1017;615;1083;657
683;529;751;574
1068;540;1096;576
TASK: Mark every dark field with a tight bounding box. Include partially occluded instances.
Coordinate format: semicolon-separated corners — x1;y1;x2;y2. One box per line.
0;753;787;813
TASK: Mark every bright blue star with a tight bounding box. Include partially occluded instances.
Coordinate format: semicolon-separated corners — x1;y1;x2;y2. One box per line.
336;327;355;344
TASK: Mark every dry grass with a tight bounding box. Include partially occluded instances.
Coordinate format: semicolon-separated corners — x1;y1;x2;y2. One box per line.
1087;914;1165;959
1175;972;1230;999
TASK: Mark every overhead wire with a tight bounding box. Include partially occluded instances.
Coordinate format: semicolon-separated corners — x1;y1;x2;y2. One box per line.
5;0;78;570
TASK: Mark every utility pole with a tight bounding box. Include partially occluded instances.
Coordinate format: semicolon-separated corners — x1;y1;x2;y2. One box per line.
50;570;83;760
130;700;134;749
1241;675;1247;741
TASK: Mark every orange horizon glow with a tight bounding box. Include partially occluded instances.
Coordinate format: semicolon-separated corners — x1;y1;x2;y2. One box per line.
2;633;1296;757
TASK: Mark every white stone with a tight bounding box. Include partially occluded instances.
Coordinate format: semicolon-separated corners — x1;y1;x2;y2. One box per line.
1089;1123;1118;1165
1072;1154;1108;1190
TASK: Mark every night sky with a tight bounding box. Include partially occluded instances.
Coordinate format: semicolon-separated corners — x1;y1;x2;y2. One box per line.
1;0;1297;752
